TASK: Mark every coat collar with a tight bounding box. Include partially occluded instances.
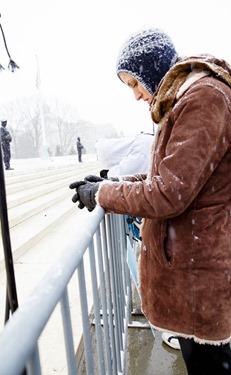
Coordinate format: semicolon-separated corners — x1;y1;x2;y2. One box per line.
150;54;231;125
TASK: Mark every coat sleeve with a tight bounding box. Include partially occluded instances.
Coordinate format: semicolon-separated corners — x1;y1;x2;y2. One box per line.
97;82;231;218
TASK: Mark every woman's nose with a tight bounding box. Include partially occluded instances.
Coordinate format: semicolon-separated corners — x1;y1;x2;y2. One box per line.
134;90;142;101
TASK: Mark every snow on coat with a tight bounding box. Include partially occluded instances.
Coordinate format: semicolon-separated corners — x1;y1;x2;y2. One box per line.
96;55;231;345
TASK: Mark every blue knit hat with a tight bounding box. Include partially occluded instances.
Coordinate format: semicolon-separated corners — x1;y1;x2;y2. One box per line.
116;28;178;95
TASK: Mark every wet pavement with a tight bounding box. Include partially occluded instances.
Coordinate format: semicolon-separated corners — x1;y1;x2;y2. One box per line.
126;320;187;375
125;287;187;375
78;287;187;375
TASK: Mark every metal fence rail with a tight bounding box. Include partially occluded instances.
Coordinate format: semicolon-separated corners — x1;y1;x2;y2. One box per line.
0;207;131;375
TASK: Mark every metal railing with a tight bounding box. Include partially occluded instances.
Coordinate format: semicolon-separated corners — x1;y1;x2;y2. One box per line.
0;207;132;375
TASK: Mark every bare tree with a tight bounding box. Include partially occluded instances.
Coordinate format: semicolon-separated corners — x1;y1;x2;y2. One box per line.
49;98;80;155
20;96;42;153
0;96;45;157
0;95;114;158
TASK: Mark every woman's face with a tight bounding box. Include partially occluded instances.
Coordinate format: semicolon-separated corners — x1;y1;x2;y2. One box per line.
119;72;153;105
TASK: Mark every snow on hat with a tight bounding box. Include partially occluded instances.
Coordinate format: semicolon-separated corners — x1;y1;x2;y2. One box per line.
116;28;178;95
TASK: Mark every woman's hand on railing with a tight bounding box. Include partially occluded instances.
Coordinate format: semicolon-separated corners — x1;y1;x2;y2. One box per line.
69;180;86;209
69;180;100;212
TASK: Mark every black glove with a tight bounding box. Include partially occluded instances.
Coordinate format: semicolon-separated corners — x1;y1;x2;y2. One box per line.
69;180;86;209
84;175;104;183
69;177;102;210
100;169;109;178
77;182;100;211
69;180;100;212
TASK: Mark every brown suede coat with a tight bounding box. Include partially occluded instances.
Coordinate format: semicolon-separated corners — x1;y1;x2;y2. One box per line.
97;55;231;344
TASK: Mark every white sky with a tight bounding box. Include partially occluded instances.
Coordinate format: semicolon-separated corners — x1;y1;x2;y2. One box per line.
1;0;231;135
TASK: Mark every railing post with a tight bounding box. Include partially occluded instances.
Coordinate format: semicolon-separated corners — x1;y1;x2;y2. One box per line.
26;346;41;375
88;239;106;375
60;288;78;374
95;226;113;375
77;260;95;375
101;217;118;375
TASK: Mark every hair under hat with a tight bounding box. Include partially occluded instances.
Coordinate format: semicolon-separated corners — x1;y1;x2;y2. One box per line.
116;28;178;95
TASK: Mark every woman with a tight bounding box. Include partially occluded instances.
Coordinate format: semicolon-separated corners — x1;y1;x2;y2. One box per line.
70;28;231;374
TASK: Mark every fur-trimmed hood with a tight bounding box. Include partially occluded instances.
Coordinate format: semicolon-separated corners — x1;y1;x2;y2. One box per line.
150;54;231;124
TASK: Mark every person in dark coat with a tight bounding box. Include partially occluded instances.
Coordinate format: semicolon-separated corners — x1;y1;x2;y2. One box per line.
0;120;13;170
76;137;84;163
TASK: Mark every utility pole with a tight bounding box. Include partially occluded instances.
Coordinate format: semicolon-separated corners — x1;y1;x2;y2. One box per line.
35;55;49;159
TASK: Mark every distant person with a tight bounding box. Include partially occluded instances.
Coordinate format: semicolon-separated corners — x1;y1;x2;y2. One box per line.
0;120;13;170
76;137;84;163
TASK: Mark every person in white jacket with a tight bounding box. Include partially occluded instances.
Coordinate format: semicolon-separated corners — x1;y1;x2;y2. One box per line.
96;131;180;351
96;133;153;178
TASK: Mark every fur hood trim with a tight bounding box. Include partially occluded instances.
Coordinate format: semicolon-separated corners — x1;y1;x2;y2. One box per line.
150;54;231;124
147;322;231;346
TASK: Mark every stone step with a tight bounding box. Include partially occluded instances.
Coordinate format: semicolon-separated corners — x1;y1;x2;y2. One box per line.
0;160;101;268
5;165;99;226
7;186;70;228
6;179;71;209
0;198;76;267
4;163;99;193
4;166;77;185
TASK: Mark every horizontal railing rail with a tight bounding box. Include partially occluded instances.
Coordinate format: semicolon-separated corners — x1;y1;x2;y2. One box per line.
0;207;132;375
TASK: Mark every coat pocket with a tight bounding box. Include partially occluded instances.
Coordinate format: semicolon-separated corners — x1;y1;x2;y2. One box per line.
141;219;172;267
162;219;172;266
